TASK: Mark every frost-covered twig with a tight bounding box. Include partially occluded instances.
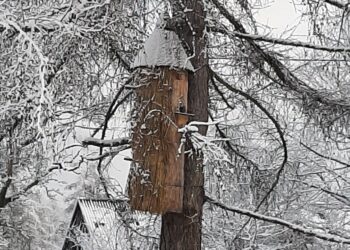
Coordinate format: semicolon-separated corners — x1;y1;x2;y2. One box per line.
301;142;350;169
208;111;260;169
178;121;230;164
2;17;50;140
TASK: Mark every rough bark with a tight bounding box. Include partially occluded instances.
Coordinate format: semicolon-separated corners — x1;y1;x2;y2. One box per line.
160;0;209;249
0;129;14;208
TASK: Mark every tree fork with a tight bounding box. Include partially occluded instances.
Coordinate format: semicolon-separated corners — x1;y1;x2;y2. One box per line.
160;0;209;249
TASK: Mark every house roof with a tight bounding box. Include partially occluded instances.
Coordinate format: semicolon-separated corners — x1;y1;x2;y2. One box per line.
131;21;194;71
63;198;159;250
78;198;122;248
78;198;123;232
62;198;127;250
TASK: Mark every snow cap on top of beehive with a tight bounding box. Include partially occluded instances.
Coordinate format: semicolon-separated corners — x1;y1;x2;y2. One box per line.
131;16;194;72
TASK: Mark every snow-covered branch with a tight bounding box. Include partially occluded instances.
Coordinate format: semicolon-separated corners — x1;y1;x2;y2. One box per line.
211;0;350;136
324;0;349;9
211;26;350;53
205;196;350;244
84;145;130;161
82;137;130;148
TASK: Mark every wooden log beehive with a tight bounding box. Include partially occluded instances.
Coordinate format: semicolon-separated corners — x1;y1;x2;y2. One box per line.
129;67;188;213
128;23;193;214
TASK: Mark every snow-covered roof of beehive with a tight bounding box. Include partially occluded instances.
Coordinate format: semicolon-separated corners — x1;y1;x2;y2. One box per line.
131;22;194;71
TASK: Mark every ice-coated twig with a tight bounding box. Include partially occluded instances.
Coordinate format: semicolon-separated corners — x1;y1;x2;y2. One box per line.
178;120;230;164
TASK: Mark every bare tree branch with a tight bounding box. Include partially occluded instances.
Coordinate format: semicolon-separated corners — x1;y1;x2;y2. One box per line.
91;85;132;137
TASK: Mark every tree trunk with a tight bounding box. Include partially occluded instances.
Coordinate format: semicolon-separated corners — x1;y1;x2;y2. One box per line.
160;0;209;249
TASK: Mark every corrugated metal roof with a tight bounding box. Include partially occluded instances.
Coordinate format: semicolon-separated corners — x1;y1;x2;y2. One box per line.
131;25;194;72
77;198;125;249
63;198;160;250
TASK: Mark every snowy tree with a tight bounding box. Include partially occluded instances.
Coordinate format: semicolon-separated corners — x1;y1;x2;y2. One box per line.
0;0;138;248
3;0;350;249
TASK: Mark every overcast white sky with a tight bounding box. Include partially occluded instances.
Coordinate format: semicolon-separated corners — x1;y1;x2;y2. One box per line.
255;0;308;39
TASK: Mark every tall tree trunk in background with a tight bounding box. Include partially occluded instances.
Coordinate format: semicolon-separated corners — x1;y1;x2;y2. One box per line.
160;0;209;249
